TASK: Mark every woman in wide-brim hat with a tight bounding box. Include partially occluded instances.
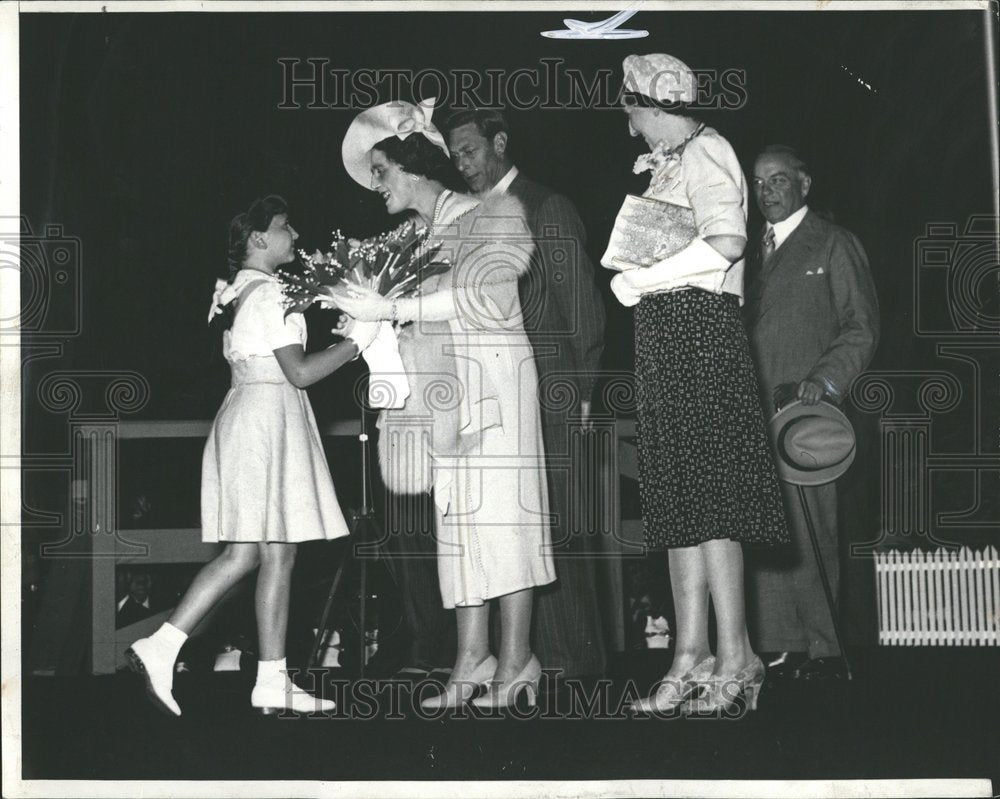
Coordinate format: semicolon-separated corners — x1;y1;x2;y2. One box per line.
335;99;555;710
605;55;789;715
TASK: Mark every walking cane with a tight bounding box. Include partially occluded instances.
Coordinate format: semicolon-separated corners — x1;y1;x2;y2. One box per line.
771;393;857;682
794;483;853;681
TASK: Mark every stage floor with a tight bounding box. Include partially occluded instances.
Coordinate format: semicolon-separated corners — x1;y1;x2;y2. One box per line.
19;648;1000;784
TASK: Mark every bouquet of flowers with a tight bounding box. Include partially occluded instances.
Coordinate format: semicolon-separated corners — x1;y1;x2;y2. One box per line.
277;220;450;318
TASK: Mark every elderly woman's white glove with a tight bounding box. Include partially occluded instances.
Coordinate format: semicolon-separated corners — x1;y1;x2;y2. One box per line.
334;284;394;322
610;271;643;307
620;238;732;294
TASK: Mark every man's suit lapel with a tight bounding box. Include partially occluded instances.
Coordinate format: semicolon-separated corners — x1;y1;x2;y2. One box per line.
506;173;545;260
507;173;538;228
751;211;821;323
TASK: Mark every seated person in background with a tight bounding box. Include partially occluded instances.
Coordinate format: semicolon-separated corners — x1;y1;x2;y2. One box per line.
116;569;155;628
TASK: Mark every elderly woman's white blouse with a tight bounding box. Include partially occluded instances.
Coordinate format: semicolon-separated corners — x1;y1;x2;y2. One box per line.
224;270;305;362
643;127;748;300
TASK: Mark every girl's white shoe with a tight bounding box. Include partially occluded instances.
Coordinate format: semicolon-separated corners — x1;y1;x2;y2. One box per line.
250;675;336;715
126;638;182;717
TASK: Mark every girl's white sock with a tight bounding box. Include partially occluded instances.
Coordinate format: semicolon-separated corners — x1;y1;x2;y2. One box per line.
256;657;287;686
149;622;188;662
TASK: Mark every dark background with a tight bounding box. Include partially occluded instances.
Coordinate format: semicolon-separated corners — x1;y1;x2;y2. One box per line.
19;9;998;653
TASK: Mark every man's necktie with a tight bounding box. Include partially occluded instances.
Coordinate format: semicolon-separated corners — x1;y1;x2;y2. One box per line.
762;226;776;264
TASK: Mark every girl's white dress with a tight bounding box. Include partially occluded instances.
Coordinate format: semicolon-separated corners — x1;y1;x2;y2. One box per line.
201;269;350;544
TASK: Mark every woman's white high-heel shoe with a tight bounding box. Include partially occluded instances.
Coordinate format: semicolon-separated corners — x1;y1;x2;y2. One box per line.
420;654;498;710
630;655;716;715
682;655;766;717
126;638;182;717
470;654;541;710
251;675;336;715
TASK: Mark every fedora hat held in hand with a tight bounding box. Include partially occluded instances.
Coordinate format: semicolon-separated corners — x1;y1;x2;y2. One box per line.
769;400;857;486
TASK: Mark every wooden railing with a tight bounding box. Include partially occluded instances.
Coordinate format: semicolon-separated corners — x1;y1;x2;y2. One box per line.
83;417;645;673
89;419;361;674
84;417;645;673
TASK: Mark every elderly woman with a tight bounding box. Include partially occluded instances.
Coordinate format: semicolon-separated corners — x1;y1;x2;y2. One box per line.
336;100;555;709
605;55;788;715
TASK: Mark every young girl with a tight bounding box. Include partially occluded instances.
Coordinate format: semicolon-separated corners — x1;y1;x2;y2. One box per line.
127;195;376;716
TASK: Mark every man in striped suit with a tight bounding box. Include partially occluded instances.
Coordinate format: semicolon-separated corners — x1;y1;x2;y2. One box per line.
445;108;609;682
744;145;879;680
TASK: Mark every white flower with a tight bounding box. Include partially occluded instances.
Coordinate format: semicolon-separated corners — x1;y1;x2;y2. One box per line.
633;142;678;176
632;125;706;180
207;278;239;324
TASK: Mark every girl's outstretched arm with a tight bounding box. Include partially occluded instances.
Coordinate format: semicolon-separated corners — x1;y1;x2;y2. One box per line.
272;320;377;388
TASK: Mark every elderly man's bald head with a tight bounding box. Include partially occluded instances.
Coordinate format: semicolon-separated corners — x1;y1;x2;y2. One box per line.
753;145;812;224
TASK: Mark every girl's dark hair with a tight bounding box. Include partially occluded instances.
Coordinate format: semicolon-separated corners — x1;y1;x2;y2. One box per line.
372;134;464;191
227;194;290;279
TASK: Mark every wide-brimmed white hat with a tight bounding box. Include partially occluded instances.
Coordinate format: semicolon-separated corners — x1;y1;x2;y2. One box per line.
622;53;697;104
769;400;857;486
341;98;449;188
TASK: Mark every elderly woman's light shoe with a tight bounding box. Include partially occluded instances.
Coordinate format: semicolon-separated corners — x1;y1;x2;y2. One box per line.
630;655;716;715
682;655;766;717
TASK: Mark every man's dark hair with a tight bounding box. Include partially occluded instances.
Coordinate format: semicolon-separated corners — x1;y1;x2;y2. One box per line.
758;144;810;177
442;108;510;142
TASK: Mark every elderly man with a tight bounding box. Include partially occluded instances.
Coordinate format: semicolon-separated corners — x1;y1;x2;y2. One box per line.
744;144;879;680
444;108;608;681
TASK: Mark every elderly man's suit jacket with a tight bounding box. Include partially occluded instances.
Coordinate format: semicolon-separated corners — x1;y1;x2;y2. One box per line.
744;210;879;408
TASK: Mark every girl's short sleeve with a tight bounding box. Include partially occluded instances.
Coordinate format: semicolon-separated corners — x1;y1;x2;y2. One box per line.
681;135;748;240
247;281;305;352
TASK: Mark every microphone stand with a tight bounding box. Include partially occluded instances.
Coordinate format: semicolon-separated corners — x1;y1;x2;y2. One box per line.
307;404;395;676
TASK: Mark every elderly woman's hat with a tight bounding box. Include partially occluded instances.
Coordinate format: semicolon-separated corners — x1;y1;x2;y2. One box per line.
341;98;449;188
622;53;697;104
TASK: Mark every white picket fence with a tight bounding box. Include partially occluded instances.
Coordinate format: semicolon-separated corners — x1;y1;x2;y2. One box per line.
875;547;1000;645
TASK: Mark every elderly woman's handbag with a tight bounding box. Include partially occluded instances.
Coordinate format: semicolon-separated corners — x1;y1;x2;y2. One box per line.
601;194;698;271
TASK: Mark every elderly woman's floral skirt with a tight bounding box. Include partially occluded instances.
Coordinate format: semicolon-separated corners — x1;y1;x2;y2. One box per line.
634;288;788;548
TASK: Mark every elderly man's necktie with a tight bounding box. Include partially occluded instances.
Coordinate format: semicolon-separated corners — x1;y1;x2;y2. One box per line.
762;227;776;264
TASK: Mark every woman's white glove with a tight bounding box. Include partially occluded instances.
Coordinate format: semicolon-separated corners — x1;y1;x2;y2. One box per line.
332;284;393;322
610;271;643;307
343;319;379;353
621;238;732;294
361;321;410;409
